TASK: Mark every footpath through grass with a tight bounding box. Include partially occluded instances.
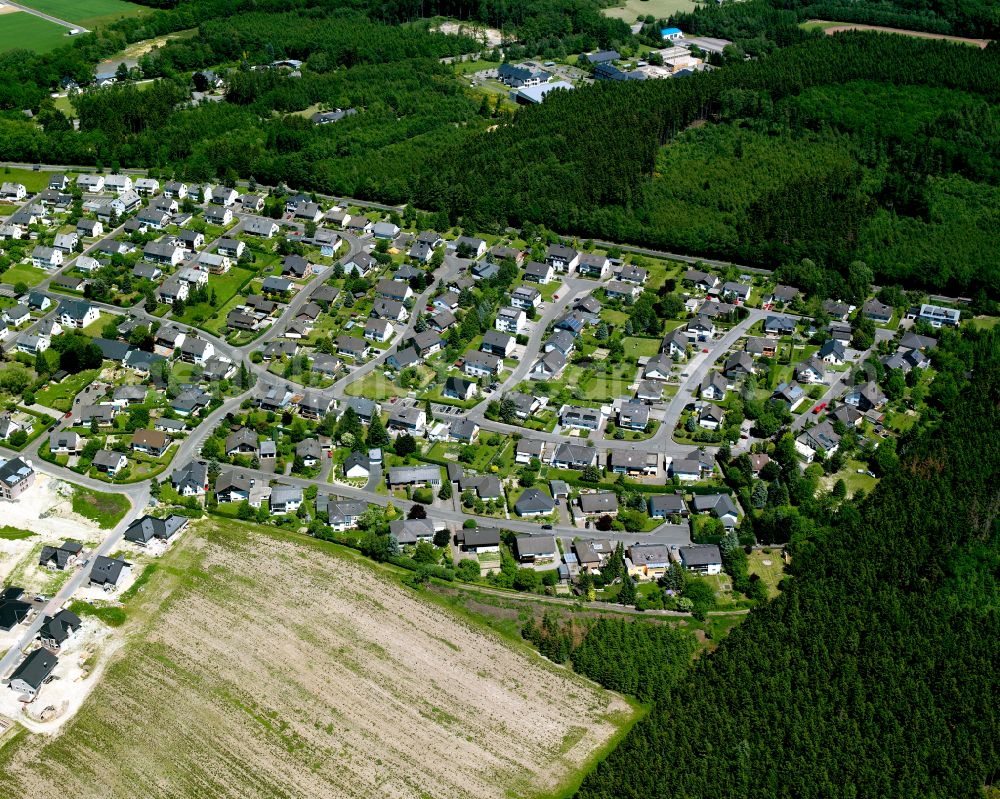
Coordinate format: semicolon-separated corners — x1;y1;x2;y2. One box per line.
71;486;131;528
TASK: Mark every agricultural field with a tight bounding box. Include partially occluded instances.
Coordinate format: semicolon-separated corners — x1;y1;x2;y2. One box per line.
602;0;696;23
0;11;69;55
14;0;145;28
0;519;635;799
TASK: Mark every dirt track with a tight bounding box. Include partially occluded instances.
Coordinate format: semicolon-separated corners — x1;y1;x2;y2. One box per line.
0;520;633;799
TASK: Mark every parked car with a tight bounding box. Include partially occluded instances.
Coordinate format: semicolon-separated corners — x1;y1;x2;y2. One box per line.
541;523;553;530
813;402;827;414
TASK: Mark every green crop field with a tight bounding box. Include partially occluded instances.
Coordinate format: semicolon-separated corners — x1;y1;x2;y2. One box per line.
15;0;146;28
0;13;69;55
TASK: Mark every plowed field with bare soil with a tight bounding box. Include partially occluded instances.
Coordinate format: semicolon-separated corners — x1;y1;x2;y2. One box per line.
0;518;635;799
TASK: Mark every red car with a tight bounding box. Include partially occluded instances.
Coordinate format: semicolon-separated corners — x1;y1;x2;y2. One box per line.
813;402;827;414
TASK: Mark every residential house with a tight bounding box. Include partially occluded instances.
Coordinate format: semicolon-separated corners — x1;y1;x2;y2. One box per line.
92;449;128;476
617;402;649;431
917;303;960;328
386;465;441;488
336;335;370;360
844;380;886;412
700;372;728;401
480;329;515;359
326;499;369;532
635;379;663;403
342;452;371;480
243;217;280;238
510;285;541;310
616;264;647;284
685;315;716;342
721;281;752;303
464;350;503;378
515;439;544;464
495;306;526;334
180;337;214;365
124;514;188;546
545;244;579;272
679;545;723;575
670;457;710;481
460;526;501;553
514;534;558;562
514;488;555;517
171;460;209;497
31;246;62;270
550;443;597;469
684;269;718;292
649;494;688;519
643;355;673;381
386;406;426;435
605;280;639;300
663;328;692;358
724;351;755;379
443;376;477;401
691;493;739;528
578;492;619;517
628;544;672;580
819;339;846;365
58;299;99;329
531;349;566;380
38;540;83;570
765;284;799;306
270;486;303;515
862;298;894;324
130;429;169;457
225;427;259;456
763;315;796;337
364;318;395;343
698;404;725;430
8;648;58;700
609;450;658;476
795;357;827;385
772;381;806;411
524;261;554;284
577;252;610;279
449;236;487;258
560;405;603;431
795;420;842;461
745;336;777;357
37;610;82;650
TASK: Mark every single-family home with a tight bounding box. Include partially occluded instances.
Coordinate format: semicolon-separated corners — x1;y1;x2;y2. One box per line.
514;488;555;517
545;244;579;272
92;449;128;476
679;545;723;575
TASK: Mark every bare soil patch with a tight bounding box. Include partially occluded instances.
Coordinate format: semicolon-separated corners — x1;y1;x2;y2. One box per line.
0;520;633;799
816;21;990;48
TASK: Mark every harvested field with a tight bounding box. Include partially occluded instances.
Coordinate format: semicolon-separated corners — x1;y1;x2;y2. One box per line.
810;20;991;47
0;519;635;799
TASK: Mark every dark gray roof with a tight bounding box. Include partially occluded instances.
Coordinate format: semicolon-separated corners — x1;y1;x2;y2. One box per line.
514;488;554;514
90;555;129;586
10;648;58;689
680;545;723;567
123;514;187;544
